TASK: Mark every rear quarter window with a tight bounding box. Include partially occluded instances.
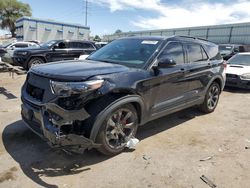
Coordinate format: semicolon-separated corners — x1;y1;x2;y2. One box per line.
204;44;222;60
186;43;208;62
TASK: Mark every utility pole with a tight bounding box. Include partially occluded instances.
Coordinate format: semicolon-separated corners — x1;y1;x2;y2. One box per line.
85;0;88;26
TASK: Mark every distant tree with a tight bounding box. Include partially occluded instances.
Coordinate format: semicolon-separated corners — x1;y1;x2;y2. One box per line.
0;0;31;37
93;35;101;42
114;29;122;34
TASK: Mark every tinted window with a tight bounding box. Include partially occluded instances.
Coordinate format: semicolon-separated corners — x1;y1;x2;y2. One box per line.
14;43;29;48
68;42;79;48
159;42;185;64
69;42;95;49
205;44;222;60
187;43;207;62
79;43;95;49
57;42;68;49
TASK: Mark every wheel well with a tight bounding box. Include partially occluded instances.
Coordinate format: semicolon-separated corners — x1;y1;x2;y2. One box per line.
131;102;142;124
107;93;143;124
29;56;46;63
213;78;222;92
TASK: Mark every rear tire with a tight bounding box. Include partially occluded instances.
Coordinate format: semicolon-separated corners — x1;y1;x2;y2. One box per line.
25;57;45;70
199;82;221;113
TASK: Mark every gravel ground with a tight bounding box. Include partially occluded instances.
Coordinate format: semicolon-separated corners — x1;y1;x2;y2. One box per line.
0;72;250;188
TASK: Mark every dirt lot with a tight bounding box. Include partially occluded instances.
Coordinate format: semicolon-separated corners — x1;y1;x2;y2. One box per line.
0;72;250;188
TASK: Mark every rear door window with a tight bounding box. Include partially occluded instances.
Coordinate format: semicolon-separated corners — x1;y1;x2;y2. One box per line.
68;42;79;49
14;43;29;48
79;42;95;49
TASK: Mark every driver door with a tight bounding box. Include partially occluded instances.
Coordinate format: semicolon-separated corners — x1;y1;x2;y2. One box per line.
151;42;191;114
49;41;70;62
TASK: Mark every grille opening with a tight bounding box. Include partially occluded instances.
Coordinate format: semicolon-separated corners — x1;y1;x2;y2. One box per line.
26;83;44;101
226;74;238;79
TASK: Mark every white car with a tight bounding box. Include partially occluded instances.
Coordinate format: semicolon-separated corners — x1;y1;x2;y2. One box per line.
78;54;89;60
225;53;250;89
1;41;39;64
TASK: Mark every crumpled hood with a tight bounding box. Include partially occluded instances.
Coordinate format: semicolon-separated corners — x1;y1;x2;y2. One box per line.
30;60;130;81
226;64;250;75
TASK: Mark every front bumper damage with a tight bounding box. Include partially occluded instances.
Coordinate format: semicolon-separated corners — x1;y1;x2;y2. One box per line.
21;98;100;153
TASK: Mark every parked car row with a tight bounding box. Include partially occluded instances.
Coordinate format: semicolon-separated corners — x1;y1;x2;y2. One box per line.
0;41;40;63
218;44;250;60
1;40;102;70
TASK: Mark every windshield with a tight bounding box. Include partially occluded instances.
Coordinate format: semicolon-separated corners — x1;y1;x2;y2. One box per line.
2;42;12;48
219;45;233;54
87;38;162;68
41;40;58;48
228;54;250;66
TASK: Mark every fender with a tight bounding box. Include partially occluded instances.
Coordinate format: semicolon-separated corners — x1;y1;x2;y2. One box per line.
205;74;225;93
89;95;145;142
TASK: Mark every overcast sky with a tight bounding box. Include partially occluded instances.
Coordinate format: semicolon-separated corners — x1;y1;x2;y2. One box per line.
1;0;250;36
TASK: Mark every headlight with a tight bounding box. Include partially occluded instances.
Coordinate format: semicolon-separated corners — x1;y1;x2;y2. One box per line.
240;73;250;80
50;79;104;96
16;51;28;56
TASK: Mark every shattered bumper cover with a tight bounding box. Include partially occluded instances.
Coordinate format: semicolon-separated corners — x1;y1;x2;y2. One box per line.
21;97;100;151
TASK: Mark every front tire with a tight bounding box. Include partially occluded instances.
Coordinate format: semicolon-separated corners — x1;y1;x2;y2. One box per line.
96;104;138;156
199;82;221;113
25;57;45;70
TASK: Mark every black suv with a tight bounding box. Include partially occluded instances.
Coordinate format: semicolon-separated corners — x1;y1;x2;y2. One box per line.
13;40;97;70
21;36;226;155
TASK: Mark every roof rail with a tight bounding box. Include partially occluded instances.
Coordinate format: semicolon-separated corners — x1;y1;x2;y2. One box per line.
175;35;211;43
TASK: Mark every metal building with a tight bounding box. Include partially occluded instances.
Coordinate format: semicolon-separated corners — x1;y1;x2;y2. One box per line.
15;17;90;42
103;22;250;44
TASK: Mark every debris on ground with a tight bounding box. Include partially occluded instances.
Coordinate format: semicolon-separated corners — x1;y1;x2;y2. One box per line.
126;137;139;149
0;62;26;77
245;147;250;149
200;175;217;188
200;156;213;161
142;155;151;161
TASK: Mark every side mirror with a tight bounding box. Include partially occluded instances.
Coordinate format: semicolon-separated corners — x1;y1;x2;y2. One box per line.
158;57;176;68
233;48;239;53
52;45;57;51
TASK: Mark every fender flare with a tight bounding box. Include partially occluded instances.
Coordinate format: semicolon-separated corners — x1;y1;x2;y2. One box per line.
89;95;145;142
205;74;225;93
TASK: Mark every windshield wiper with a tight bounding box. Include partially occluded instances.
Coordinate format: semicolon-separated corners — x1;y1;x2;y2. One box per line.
87;58;120;64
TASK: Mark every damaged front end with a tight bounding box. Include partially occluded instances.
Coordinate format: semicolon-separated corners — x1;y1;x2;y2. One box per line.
21;72;103;152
